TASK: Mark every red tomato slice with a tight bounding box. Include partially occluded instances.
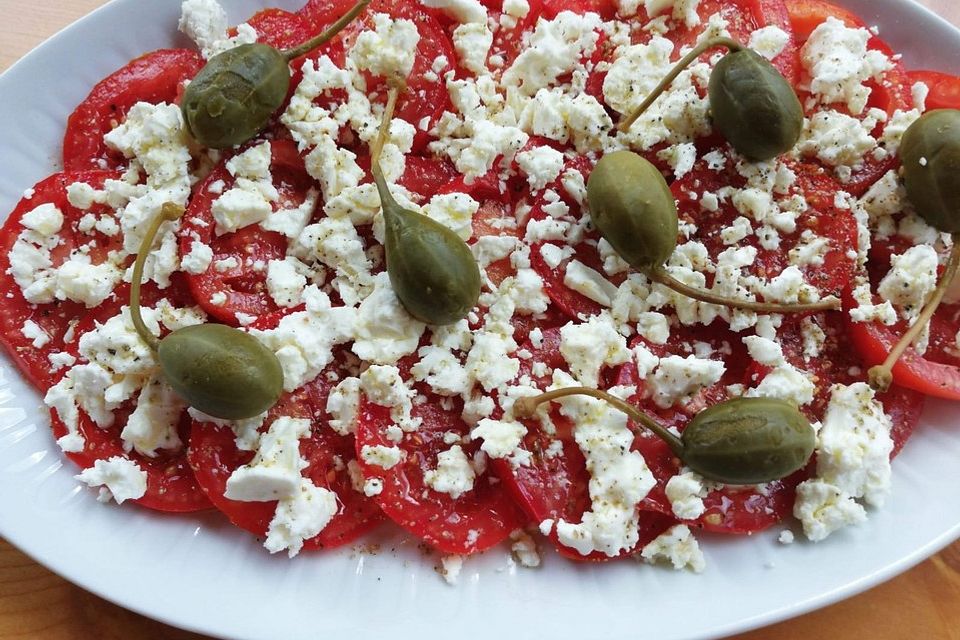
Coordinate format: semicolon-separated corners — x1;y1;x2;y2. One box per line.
843;287;960;402
45;283;210;513
542;0;616;20
188;370;383;551
396;155;460;197
489;327;678;559
614;322;803;534
355;384;526;555
674;155;858;303
0;170;130;390
310;0;455;151
907;70;960;111
784;0;864;43
787;6;913;196
485;0;544;73
50;401;211;513
62;49;204;172
179;139;319;325
749;312;926;456
241;8;316;49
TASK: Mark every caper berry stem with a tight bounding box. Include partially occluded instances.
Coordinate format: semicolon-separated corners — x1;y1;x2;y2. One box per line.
868;235;960;392
618;36;745;133
370;84;402;179
648;267;840;313
282;0;372;61
512;387;685;457
129;203;184;353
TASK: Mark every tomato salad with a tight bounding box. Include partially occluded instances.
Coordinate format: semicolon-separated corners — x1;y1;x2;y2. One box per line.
2;0;960;580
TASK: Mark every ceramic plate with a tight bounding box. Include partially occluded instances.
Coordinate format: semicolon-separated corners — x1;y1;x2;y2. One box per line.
0;1;958;639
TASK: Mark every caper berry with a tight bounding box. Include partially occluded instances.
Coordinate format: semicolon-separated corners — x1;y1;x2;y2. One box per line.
619;37;802;162
709;48;803;162
586;151;840;313
681;397;815;484
181;0;370;149
900;109;960;233
868;109;960;392
159;323;283;420
128;203;283;420
588;150;677;271
513;388;815;485
182;44;290;149
370;87;481;325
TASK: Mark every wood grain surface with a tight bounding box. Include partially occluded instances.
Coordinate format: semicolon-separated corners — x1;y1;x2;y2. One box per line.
1;1;959;639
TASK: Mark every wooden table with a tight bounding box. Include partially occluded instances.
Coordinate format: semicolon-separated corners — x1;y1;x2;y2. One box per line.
1;1;959;638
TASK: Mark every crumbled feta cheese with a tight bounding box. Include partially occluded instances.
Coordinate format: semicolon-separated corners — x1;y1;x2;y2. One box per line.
560;313;631;387
640;524;706;572
424;445;476;498
516;146;565;192
361;444;405;470
748;26;790;60
801;17;892;114
649;355;725;409
549;374;656;557
503;12;603;96
350;13;421;79
225;417;310;502
878;245;938;322
75;456;148;504
453;23;493;74
665;470;712;520
420;0;487;23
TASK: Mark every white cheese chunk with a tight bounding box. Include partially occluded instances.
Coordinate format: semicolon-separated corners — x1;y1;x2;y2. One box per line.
640;524;706;572
424;445;476;498
75;456;147;504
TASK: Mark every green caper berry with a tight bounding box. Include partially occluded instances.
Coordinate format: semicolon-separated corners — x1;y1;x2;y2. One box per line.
588;150;678;271
512;389;815;485
182;44;290;149
128;203;283;420
709;48;803;161
618;37;802;162
681;397;815;485
159;323;283;420
370;87;481;325
181;0;371;149
380;187;482;325
900;109;960;233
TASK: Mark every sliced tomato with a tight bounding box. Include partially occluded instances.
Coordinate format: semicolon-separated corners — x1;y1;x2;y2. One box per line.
188;368;383;549
179;139;319;325
323;0;455;151
843;286;960;402
907;70;960;111
485;0;544;73
355;383;525;555
0;170;131;390
396;155;460;197
626;0;799;82
750;311;926;455
62;49;204;172
490;327;679;559
50;402;211;512
674;155;858;303
785;0;864;43
542;0;616;20
242;8;316;49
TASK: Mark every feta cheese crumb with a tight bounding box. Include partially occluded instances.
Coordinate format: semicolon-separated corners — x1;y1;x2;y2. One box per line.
75;456;147;504
424;445;476;498
640;524;706;572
